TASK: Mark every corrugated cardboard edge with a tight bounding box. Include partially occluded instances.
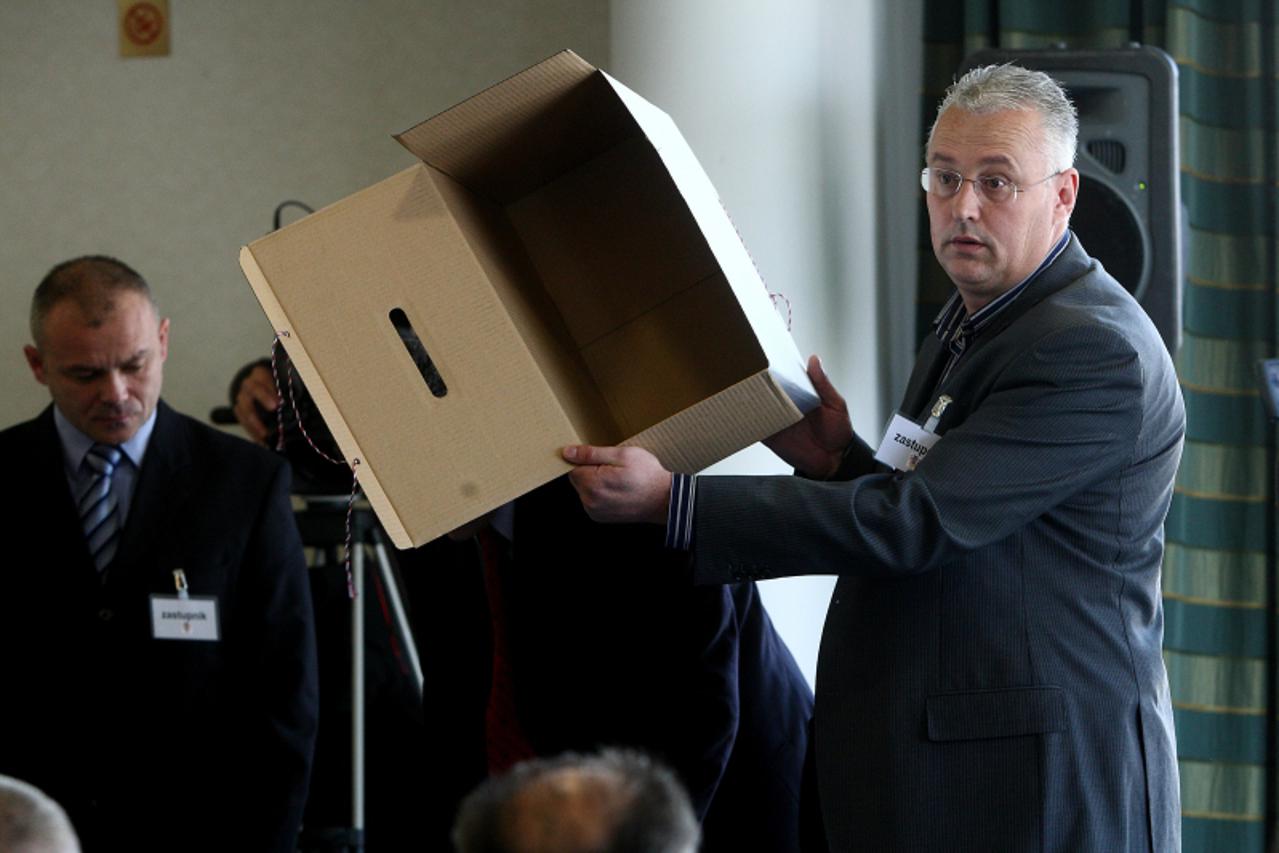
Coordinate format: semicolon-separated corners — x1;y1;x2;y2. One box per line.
392;49;596;168
600;71;818;412
238;244;413;549
625;371;802;474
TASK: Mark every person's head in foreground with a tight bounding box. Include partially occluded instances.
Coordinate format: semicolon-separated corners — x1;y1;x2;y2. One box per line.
453;748;700;853
0;775;81;853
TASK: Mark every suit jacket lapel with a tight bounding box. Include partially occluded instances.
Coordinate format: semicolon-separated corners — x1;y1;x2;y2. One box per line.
897;335;948;421
111;401;194;578
31;407;101;587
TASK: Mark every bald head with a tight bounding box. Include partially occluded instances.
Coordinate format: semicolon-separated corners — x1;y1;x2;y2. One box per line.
0;775;81;853
504;764;637;852
454;750;699;853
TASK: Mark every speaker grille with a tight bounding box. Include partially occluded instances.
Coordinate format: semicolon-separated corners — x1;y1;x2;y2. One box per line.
1071;174;1146;298
1085;139;1126;174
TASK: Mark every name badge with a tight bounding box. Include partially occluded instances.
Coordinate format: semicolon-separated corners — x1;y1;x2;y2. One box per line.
874;413;940;472
150;595;220;641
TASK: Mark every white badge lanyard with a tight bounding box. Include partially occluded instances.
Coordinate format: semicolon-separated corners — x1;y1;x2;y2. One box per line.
873;395;953;472
149;568;221;641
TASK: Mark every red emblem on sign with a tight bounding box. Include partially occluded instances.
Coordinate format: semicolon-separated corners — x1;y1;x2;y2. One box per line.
123;2;164;46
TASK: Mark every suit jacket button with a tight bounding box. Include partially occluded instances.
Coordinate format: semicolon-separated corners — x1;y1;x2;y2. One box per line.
98;608;113;622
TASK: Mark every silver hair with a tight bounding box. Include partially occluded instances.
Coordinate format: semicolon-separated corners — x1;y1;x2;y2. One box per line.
928;63;1079;172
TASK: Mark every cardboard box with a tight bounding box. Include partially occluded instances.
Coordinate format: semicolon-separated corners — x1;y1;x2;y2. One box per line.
239;50;817;549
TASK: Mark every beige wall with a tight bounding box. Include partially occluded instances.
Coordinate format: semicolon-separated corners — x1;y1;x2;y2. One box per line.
0;1;608;427
610;0;922;686
2;0;924;688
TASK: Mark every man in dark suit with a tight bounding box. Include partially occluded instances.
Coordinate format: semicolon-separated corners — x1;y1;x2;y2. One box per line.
232;357;814;851
0;256;319;852
408;477;812;852
563;64;1185;851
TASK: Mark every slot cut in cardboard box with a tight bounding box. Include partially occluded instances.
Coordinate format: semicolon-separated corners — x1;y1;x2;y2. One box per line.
240;50;817;549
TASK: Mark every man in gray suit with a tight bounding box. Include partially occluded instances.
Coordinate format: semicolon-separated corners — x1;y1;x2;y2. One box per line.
561;64;1184;852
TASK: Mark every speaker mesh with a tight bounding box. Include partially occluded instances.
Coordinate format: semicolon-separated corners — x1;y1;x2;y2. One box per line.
1085;139;1126;174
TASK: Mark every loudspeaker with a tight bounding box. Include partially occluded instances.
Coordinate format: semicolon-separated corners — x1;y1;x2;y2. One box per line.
958;46;1182;355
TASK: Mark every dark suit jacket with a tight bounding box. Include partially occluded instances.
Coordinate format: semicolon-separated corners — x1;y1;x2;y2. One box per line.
407;476;814;852
0;401;318;852
691;235;1184;852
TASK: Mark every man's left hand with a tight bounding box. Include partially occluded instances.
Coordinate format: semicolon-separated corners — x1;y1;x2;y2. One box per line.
562;445;672;525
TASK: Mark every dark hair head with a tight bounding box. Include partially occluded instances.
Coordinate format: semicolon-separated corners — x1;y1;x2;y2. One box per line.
30;255;156;346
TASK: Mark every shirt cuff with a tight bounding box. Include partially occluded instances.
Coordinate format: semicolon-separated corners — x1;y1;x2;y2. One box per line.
664;473;697;551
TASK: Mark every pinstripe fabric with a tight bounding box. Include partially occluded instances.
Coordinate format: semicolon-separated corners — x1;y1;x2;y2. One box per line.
666;472;696;550
693;237;1183;851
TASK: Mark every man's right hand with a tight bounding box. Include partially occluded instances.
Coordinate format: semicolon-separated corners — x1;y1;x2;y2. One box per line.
763;355;853;479
233;364;280;445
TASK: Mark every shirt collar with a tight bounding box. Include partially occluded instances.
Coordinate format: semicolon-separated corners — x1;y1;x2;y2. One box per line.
933;229;1071;343
54;405;158;473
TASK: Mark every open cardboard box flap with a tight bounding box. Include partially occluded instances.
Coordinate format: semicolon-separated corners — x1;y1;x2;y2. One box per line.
240;50;817;549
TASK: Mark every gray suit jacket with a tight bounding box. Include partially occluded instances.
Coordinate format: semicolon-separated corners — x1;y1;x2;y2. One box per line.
692;235;1184;852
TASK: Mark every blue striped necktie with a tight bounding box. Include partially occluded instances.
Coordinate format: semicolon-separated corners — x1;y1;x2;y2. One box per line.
80;444;123;572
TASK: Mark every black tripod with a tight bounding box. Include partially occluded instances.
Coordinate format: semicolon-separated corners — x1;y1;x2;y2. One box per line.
294;496;423;853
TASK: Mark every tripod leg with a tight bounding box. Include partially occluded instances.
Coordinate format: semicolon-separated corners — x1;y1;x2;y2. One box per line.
351;542;365;844
369;529;425;701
